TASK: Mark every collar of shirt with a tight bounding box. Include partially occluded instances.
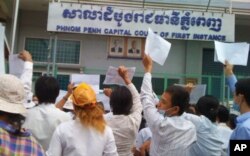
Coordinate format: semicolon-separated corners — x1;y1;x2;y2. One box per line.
236;112;250;124
0;121;31;137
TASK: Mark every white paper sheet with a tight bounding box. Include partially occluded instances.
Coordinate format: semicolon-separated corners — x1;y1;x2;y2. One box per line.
0;25;5;74
145;28;171;66
214;41;250;66
96;93;110;111
9;54;24;78
189;85;207;104
70;74;100;94
174;84;207;104
103;66;136;85
55;90;68;103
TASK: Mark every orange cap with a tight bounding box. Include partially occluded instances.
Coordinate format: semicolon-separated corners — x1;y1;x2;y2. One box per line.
71;83;97;107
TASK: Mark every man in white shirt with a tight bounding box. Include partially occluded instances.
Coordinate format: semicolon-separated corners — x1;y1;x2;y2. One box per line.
140;55;196;156
23;76;71;150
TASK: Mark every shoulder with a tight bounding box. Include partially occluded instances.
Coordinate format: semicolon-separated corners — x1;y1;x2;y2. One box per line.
51;106;72;117
55;120;74;134
59;120;73;128
105;125;114;133
240;118;250;130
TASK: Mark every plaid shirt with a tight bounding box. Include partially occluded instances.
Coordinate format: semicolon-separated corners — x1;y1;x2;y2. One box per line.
0;121;45;156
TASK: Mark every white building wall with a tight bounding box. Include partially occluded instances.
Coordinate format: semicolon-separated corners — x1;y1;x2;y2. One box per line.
17;10;250;79
17;10;187;77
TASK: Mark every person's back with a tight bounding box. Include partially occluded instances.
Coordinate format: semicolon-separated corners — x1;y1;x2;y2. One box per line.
149;114;196;156
23;76;71;149
0;74;45;156
47;83;118;156
24;104;71;149
216;105;232;151
184;95;224;156
104;66;142;156
48;119;115;156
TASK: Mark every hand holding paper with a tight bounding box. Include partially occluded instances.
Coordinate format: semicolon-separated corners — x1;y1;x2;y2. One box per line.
118;66;131;85
224;60;234;76
103;66;136;85
142;54;153;73
145;28;171;66
18;50;33;62
9;54;24;78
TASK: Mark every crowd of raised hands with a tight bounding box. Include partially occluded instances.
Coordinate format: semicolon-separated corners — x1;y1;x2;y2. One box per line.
1;51;249;156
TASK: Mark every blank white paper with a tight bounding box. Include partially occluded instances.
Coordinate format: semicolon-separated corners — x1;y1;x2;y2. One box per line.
145;28;171;66
103;66;136;85
214;41;250;66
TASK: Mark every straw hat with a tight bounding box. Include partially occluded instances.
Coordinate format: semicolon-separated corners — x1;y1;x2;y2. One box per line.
0;74;27;114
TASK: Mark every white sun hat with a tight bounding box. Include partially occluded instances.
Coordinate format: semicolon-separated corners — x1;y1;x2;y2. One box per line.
0;74;27;114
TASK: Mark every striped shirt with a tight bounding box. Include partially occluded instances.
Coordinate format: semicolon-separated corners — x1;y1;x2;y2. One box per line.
0;121;45;156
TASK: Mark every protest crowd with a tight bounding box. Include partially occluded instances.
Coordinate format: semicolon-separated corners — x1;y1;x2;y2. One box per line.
1;44;250;156
1;1;250;154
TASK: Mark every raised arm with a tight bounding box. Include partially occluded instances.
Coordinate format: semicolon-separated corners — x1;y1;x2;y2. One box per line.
140;55;163;130
224;60;237;93
18;50;34;108
55;83;74;110
118;66;142;127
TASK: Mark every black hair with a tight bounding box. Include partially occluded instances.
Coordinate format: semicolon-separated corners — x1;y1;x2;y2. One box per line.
110;86;133;115
0;111;25;136
227;113;237;130
235;78;250;106
35;76;60;104
139;112;147;131
186;104;196;114
217;105;230;123
165;85;190;115
196;95;219;122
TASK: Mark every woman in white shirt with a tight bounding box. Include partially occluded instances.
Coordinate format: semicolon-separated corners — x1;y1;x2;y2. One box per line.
47;83;118;156
104;66;142;156
184;95;224;156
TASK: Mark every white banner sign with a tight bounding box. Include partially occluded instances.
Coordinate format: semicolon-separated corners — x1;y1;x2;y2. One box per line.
47;2;235;42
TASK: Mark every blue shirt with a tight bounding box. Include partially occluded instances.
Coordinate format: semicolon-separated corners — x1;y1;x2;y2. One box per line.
230;112;250;140
226;74;237;93
226;74;240;111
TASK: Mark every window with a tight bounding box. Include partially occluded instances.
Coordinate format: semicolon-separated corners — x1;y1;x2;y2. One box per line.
56;74;70;91
25;38;49;62
25;38;80;64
